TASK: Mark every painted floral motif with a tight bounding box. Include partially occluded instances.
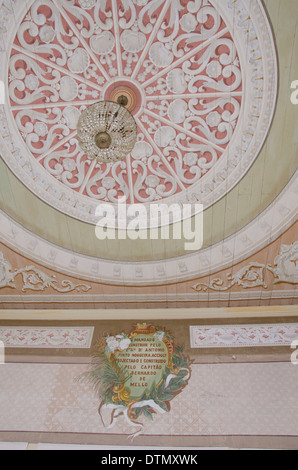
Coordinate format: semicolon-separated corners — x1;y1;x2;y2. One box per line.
0;327;94;349
105;334;132;353
154;330;165;342
190;324;298;348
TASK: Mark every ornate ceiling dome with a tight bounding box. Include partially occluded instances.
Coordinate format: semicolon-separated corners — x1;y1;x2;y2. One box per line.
0;0;277;227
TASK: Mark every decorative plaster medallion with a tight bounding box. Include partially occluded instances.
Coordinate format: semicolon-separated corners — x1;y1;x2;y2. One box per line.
77;323;192;439
0;0;277;226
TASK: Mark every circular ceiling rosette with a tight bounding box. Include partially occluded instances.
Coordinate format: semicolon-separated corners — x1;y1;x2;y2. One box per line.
0;0;277;226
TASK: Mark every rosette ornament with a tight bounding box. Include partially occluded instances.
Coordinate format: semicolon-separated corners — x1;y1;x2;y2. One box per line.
77;100;137;164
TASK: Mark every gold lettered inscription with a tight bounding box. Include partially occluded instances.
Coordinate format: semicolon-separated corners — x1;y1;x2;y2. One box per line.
115;328;169;400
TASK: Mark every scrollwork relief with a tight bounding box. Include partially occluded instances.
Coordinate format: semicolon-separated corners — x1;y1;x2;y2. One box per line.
191;243;298;292
0;252;91;293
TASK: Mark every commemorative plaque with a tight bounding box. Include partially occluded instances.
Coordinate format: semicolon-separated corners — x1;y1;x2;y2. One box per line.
78;323;192;437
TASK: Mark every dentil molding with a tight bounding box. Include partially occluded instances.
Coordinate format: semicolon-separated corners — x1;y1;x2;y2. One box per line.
0;171;296;286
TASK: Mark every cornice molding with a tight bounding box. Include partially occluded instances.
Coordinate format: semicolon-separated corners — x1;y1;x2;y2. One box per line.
0;290;297;305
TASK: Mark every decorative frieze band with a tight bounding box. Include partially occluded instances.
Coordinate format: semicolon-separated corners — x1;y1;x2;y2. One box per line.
0;327;94;349
3;323;298;349
190;324;298;348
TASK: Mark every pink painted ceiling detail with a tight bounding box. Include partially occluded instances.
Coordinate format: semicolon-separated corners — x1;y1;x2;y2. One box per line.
9;0;242;204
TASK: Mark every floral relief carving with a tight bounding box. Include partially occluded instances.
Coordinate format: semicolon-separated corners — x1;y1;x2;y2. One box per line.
0;251;91;293
273;242;298;285
191;243;298;293
0;253;15;289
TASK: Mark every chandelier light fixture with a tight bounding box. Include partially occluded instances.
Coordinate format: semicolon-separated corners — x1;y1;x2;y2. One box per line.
77;98;137;164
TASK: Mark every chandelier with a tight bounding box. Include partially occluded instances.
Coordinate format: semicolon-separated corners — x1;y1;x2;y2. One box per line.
77;98;137;164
